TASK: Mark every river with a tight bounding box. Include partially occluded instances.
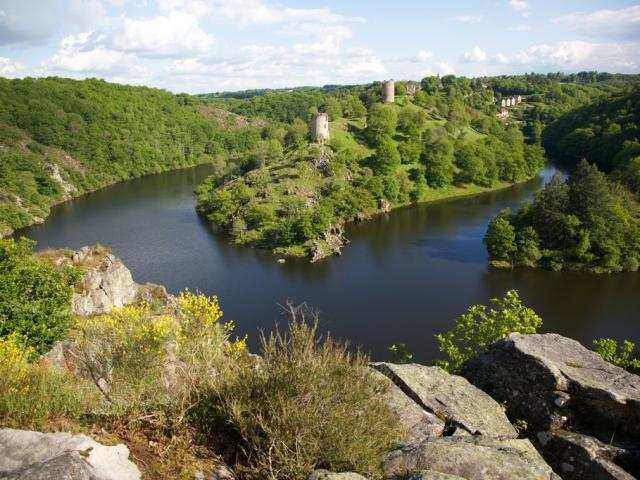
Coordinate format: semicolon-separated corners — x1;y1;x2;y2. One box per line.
16;165;640;362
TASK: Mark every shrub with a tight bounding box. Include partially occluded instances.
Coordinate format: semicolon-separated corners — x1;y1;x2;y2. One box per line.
71;291;245;420
435;290;542;371
0;237;78;355
388;343;413;364
593;338;640;374
210;306;400;480
0;334;94;429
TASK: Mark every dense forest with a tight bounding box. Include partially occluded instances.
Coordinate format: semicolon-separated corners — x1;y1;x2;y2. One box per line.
196;76;548;259
485;83;640;273
0;77;265;236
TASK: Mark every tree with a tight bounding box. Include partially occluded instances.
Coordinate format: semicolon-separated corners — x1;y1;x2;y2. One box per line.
484;210;517;262
285;118;308;147
398;107;427;138
531;173;569;249
420;76;440;95
422;134;455;188
366;104;397;144
515;226;542;267
435;290;543;371
372;135;400;175
0;238;77;355
323;97;343;121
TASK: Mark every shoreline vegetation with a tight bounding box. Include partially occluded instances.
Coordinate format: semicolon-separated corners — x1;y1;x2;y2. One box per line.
485;85;640;273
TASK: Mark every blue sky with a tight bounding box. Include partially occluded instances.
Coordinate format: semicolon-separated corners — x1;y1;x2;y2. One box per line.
0;0;638;93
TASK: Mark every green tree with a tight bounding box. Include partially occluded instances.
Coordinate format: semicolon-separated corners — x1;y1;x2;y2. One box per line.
366;104;397;144
484;210;517;262
422;134;455;188
435;290;543;371
592;338;640;374
372;135;400;175
285;118;309;147
0;238;77;355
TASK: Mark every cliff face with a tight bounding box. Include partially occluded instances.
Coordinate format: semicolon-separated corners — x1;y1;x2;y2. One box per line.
69;246;138;316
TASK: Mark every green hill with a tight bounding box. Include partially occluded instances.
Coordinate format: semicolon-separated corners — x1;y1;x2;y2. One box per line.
196;79;546;260
0;77;263;236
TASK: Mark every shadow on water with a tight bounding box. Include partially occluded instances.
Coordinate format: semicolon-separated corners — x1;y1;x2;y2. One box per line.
15;165;639;362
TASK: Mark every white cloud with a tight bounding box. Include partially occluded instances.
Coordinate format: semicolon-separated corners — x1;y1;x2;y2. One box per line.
452;15;483;23
438;62;455;75
47;32;135;73
0;56;24;76
112;11;215;58
552;5;640;41
67;0;107;30
461;45;487;63
509;0;530;16
413;50;433;62
156;0;211;16
494;40;639;71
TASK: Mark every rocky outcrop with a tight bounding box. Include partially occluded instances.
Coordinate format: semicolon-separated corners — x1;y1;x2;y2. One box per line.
370;368;445;444
310;226;348;262
393;472;465;480
369;363;553;479
70;246;138;316
536;430;640;480
307;470;367;480
372;363;517;438
384;436;560;480
194;462;238;480
0;428;140;480
462;333;640;479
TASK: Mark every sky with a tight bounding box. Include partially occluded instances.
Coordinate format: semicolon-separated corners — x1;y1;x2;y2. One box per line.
0;0;639;94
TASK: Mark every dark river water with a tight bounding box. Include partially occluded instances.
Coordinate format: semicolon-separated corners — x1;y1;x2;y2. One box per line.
16;165;640;362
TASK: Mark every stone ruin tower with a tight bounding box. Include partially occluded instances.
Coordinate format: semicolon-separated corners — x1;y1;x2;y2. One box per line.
311;112;329;142
382;79;395;103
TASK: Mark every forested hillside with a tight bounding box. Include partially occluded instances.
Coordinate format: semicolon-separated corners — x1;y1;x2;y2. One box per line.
542;85;640;191
0;77;264;236
196;77;547;259
485;83;640;273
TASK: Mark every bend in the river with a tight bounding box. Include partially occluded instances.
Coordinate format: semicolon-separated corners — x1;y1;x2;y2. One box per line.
16;164;640;362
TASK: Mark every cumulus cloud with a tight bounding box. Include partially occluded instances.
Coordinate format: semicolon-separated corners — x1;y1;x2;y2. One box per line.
413;50;434;62
452;15;483;23
494;40;639;71
46;31;135;73
112;11;215;58
0;56;24;76
509;0;530;16
552;5;640;41
461;45;487;63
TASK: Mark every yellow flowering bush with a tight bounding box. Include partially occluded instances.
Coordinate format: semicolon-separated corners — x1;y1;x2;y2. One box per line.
72;291;247;419
0;334;93;428
73;303;176;412
0;334;33;397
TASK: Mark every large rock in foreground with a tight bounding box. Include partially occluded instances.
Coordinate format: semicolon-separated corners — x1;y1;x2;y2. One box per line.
372;363;517;438
369;368;445;444
384;436;560;480
0;428;140;480
462;333;640;479
462;333;640;441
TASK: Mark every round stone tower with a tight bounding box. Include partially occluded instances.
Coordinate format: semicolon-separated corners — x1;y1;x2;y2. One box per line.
311;112;329;142
382;79;395;103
